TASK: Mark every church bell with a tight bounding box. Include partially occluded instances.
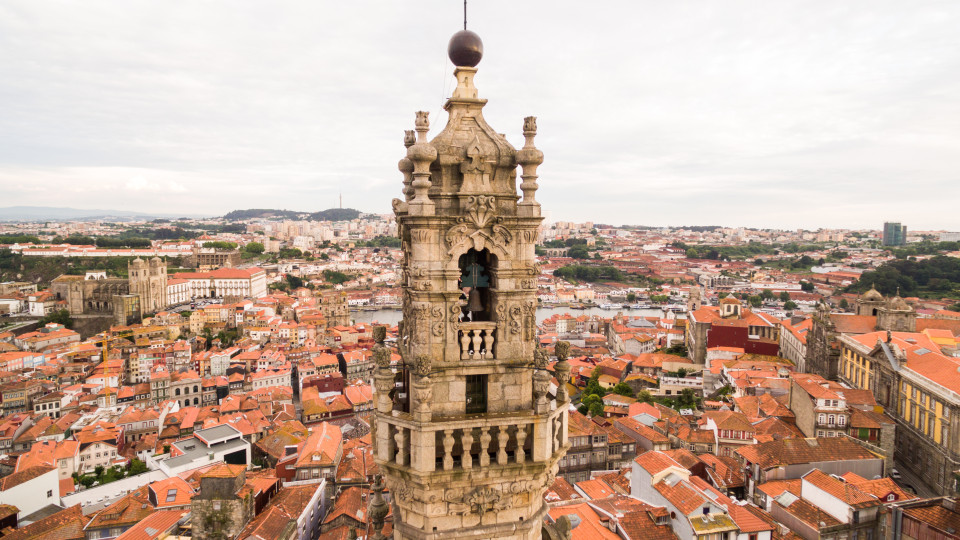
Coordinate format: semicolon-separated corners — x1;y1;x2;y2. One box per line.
466;287;484;313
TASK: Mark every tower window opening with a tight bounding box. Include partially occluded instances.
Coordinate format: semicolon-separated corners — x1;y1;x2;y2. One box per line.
465;374;487;414
458;249;494;322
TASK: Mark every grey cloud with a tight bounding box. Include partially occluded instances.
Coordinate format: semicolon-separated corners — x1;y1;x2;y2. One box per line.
0;0;958;228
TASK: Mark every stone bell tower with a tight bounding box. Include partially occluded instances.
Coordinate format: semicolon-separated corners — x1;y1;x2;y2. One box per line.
372;27;569;540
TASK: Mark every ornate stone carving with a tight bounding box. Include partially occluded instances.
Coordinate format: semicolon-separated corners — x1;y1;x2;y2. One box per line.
460;138;494;193
449;304;462;334
410;229;433;243
431;306;445;337
373;346;392;369
517;116;543;205
534;347;548;369
518;229;538;243
412;380;432;405
465;195;497;229
415;111;429;130
509;305;522;335
408;111;437;208
533;370;551;401
373;325;387;344
555;340;570;362
443;219;513;257
413;354;432;378
444;486;512;516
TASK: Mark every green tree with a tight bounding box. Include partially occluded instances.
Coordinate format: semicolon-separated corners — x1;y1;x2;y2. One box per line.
203;241;238;250
839;298;849;310
779;291;791;302
747;295;762;308
567;246;590;259
322;269;352;285
626;293;637;303
675;388;698;409
612;382;635;398
637;390;653;403
278;247;303;259
128;458;148;475
286;274;304;289
760;289;774;300
800;281;815;292
244;242;265;254
784;300;798;310
39;309;73;328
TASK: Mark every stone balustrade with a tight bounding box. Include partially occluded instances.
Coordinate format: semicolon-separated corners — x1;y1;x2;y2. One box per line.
458;321;497;360
377;409;566;473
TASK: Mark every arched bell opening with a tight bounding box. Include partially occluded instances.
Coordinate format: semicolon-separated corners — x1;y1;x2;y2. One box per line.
457;248;496;322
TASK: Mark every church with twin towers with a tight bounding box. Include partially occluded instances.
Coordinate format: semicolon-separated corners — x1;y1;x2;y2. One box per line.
368;24;573;540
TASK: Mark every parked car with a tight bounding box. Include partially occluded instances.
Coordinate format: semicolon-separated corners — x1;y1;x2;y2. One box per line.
890;468;902;480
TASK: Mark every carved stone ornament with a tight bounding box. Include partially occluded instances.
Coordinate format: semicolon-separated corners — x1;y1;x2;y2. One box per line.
533;370;551;400
413;381;433;404
495;302;506;322
431;306;445;337
465;195;496;229
444;220;513;257
523;116;537;133
444;486;512;516
415;110;430;130
509;305;522;335
373;325;387;344
449;304;462;333
534;347;548;369
413;354;432;378
555;340;570;362
373;346;392;369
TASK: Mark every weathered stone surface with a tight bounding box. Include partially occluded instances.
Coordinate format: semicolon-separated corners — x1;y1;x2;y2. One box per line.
373;29;567;540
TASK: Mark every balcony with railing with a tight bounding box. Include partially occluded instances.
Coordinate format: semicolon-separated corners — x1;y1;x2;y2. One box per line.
377;408;565;474
458;322;498;360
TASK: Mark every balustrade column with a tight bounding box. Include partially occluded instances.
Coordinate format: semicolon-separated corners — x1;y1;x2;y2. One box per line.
497;427;509;465
515;425;527;463
471;332;482;360
461;429;474;469
460;332;471;360
395;427;408;467
482;331;494;359
443;429;455;471
479;427;492;466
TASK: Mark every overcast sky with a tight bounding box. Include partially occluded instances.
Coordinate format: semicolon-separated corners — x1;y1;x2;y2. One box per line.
1;1;959;230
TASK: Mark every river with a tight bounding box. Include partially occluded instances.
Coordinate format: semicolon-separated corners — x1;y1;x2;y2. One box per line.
349;305;685;326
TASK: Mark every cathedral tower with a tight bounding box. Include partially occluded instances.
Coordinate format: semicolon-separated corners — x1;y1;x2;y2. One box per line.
128;257;167;314
372;29;569;540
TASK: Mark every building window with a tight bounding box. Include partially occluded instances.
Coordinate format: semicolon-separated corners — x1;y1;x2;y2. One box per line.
465;374;487;415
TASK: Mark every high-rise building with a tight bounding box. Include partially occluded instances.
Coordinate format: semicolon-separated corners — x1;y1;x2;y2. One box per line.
371;28;569;540
883;222;907;246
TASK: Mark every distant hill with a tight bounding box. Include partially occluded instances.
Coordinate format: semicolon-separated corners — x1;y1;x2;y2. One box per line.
223;208;362;221
0;206;207;221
